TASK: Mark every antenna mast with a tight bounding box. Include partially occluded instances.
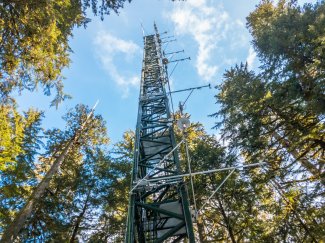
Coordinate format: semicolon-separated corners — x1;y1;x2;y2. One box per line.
125;24;195;243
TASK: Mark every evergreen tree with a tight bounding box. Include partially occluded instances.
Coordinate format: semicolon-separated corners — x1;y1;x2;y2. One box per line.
0;105;43;235
0;0;132;106
247;0;325;115
212;1;325;241
0;104;108;242
88;131;133;242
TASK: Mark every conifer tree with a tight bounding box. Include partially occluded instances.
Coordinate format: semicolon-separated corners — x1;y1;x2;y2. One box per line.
0;105;43;234
0;0;131;106
0;104;108;242
212;1;325;241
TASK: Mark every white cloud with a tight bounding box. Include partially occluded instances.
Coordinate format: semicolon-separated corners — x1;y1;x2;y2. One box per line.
246;46;256;70
167;0;249;83
94;32;140;97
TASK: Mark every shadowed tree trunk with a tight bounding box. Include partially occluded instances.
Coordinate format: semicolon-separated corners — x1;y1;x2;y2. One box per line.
70;190;91;243
0;107;95;242
217;196;236;243
197;216;207;242
269;179;318;243
273;132;324;185
0;139;75;243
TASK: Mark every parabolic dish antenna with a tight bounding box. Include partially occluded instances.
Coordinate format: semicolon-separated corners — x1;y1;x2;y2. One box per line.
177;117;190;130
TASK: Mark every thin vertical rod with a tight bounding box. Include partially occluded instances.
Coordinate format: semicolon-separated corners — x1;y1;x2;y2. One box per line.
184;138;198;214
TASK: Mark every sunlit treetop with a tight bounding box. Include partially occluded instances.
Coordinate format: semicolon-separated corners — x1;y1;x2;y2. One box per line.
0;0;131;107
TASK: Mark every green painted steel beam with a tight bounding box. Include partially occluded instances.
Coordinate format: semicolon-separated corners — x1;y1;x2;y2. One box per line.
135;202;184;220
156;222;186;243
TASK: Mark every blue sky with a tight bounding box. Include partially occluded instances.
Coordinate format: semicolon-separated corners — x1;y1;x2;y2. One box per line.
14;0;314;145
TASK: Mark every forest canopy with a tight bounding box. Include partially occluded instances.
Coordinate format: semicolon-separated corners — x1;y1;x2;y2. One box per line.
0;0;131;106
0;0;324;242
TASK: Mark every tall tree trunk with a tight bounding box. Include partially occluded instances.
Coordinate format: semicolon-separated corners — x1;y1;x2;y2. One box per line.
273;132;324;185
267;106;324;183
269;179;318;243
216;196;236;243
0;139;75;243
197;216;207;243
1;107;95;242
69;190;91;243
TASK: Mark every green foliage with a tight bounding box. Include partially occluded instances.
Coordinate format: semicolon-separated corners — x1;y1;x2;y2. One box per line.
16;104;111;241
247;0;325;114
183;132;271;242
0;107;134;242
82;0;132;19
211;1;325;241
214;64;324;180
89;130;133;241
0;0;131;106
0;106;43;232
2;1;325;241
0;105;43;171
0;106;24;170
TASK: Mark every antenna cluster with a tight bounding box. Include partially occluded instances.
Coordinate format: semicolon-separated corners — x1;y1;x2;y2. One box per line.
125;24;264;243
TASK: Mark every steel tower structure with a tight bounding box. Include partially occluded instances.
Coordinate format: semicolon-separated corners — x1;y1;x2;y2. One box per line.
125;24;195;243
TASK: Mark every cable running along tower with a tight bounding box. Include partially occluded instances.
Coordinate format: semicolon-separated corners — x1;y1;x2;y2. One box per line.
125;24;195;242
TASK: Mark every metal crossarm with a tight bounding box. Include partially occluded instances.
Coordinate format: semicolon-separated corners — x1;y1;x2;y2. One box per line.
125;24;195;243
